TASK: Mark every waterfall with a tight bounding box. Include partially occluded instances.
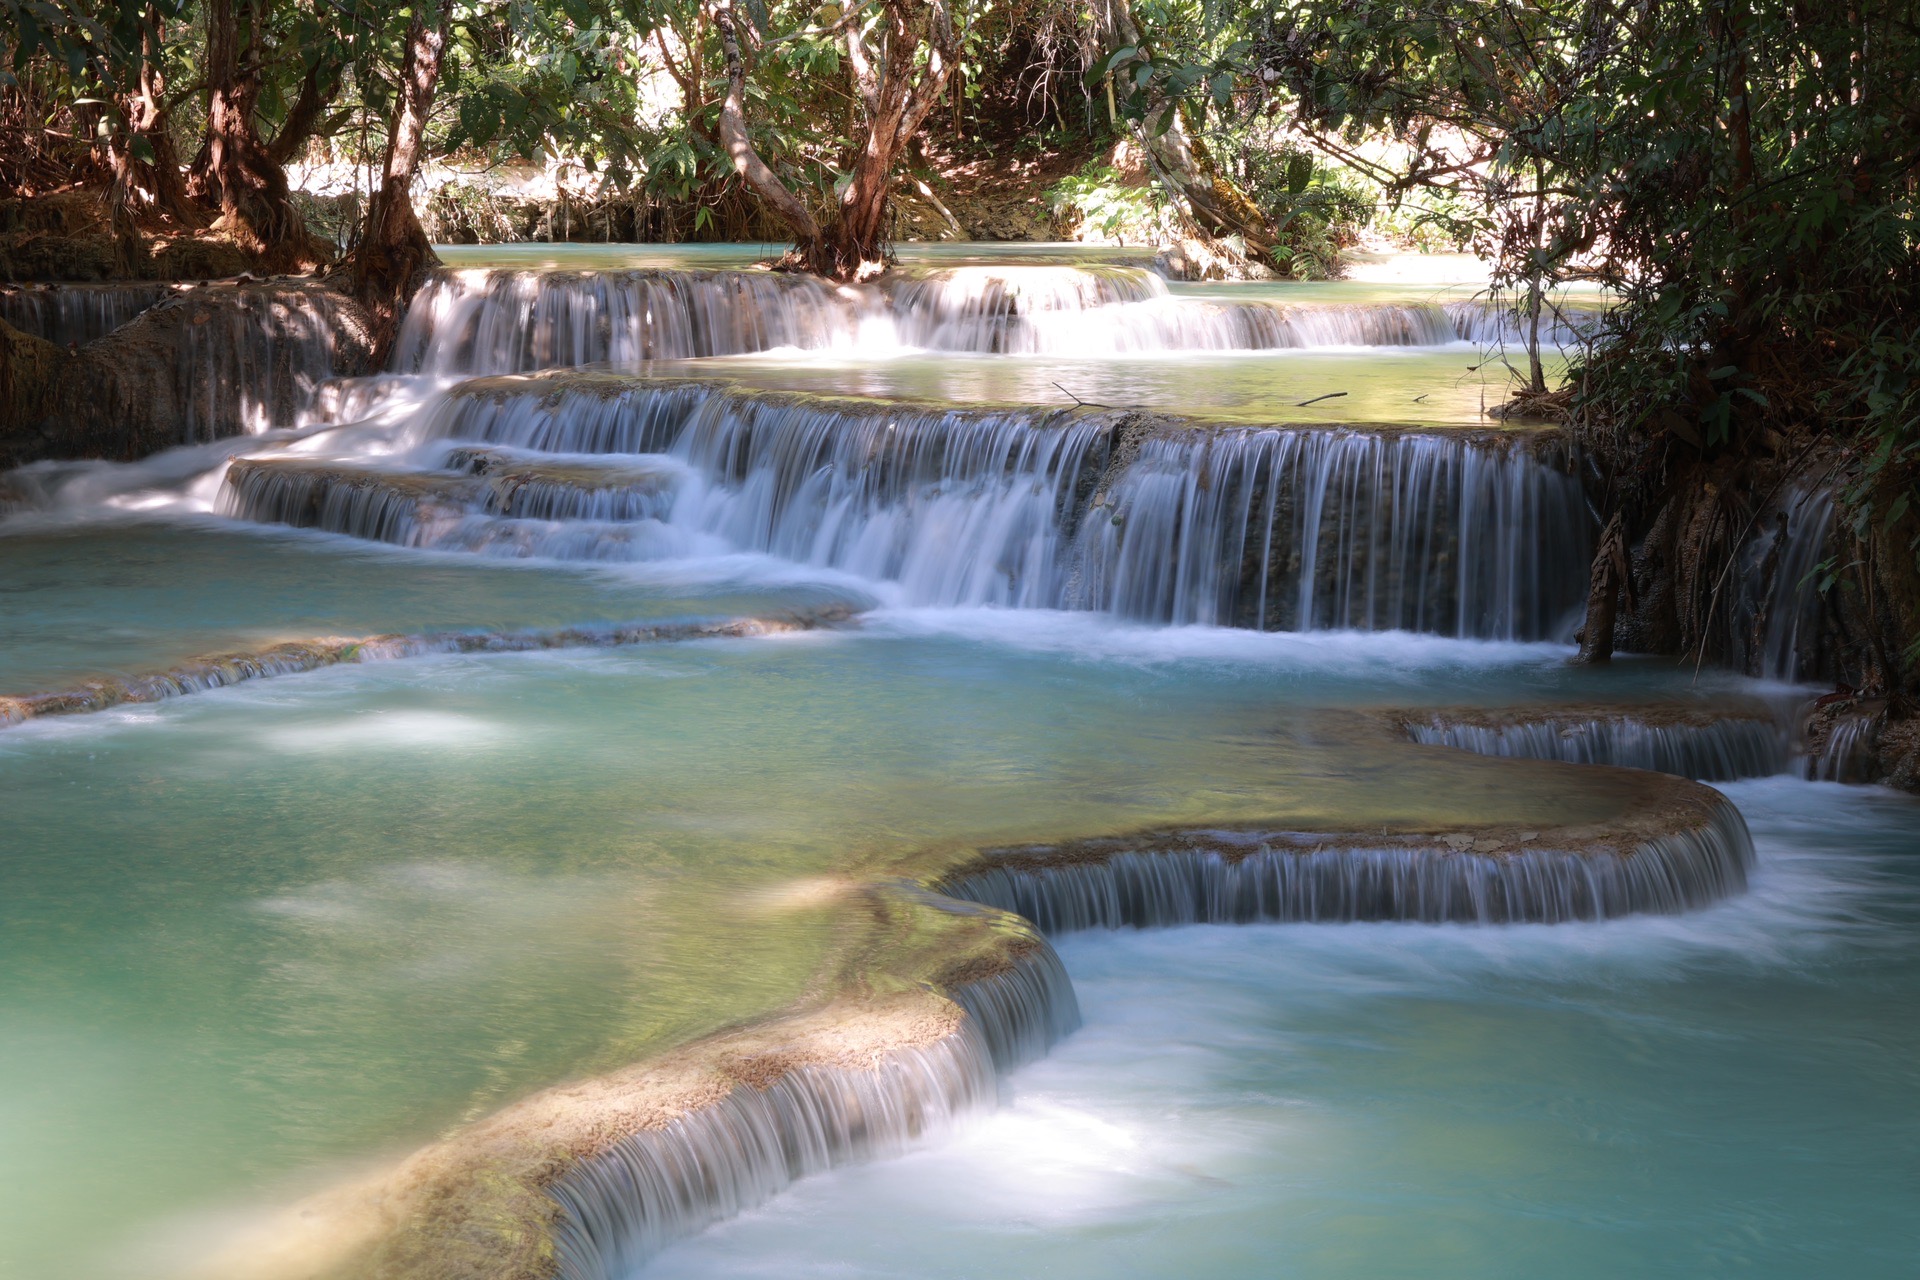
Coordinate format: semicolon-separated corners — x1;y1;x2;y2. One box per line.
1072;428;1591;637
227;377;1598;637
99;285;368;443
1402;711;1791;781
221;452;693;557
550;1031;994;1280
386;264;1588;372
392;268;865;373
0;282;175;346
941;804;1755;930
1801;712;1883;783
546;941;1078;1280
1731;488;1837;682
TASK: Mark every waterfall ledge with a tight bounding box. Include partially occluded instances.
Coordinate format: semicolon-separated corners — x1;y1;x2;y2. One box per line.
0;607;861;730
936;779;1753;929
1391;701;1792;781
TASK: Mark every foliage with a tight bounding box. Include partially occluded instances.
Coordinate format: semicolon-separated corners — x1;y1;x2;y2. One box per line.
1259;0;1918;584
1044;160;1165;242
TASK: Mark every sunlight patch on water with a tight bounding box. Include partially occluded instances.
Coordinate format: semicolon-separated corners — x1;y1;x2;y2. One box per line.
255;709;505;754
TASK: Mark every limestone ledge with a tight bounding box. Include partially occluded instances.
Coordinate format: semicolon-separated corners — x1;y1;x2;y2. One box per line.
182;735;1755;1280
434;368;1572;452
1382;698;1792;783
0;606;861;731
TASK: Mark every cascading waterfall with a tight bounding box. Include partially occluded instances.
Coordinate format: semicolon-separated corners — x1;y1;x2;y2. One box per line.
941;804;1755;930
1073;427;1591;637
1731;488;1837;682
1802;712;1883;782
221;452;694;559
236;377;1596;637
384;264;1588;372
1402;712;1791;781
546;941;1079;1280
0;282;175;346
392;269;864;373
550;1032;996;1280
69;285;368;444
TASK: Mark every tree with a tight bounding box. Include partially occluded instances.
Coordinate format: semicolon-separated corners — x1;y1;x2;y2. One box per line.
1086;0;1287;274
345;0;452;357
199;0;329;270
715;0;958;278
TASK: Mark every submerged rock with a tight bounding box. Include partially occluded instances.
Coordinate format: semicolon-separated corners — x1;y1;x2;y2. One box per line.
0;605;863;731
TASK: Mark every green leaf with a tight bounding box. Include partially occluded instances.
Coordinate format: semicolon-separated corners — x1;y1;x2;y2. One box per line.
1083;45;1136;91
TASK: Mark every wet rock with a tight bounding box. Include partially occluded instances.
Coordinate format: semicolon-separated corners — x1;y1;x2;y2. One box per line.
1802;699;1920;792
0;319;71;468
25;281;374;462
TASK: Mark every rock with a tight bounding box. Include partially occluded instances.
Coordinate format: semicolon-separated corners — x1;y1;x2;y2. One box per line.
1;319;73;467
19;282;373;463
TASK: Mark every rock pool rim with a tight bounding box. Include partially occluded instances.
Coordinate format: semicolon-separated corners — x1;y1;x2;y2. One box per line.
189;761;1753;1280
0;604;864;731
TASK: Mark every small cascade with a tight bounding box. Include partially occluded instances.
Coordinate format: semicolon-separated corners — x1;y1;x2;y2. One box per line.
664;394;1108;609
385;264;1591;371
421;375;714;453
550;1029;994;1280
1073;428;1590;637
1443;298;1592;348
392;268;862;373
942;805;1755;929
222;459;477;547
1731;488;1837;682
222;454;696;560
453;448;684;523
307;377;1598;637
1801;711;1883;783
0;282;175;346
1402;711;1791;781
546;942;1077;1280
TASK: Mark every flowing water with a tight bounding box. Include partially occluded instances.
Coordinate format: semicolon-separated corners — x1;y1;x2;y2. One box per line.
0;245;1909;1280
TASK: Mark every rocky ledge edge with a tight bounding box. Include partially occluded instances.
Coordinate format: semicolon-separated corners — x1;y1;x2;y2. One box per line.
190;757;1752;1280
0;605;862;731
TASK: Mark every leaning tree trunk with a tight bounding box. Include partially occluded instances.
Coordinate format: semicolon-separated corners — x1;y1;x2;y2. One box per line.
1094;0;1280;273
203;0;326;272
715;0;823;261
346;0;450;363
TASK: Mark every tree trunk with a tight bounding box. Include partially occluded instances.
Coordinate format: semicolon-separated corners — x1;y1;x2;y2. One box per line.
1524;184;1546;393
808;0;953;276
1576;512;1628;664
714;0;822;258
346;0;450;363
711;0;952;280
1094;0;1279;272
111;8;202;228
204;0;325;271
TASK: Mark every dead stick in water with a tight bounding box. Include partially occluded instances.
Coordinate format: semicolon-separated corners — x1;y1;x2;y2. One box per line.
1052;382;1113;409
1297;392;1349;407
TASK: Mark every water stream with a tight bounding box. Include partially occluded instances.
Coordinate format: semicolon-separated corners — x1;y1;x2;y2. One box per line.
0;245;1908;1280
